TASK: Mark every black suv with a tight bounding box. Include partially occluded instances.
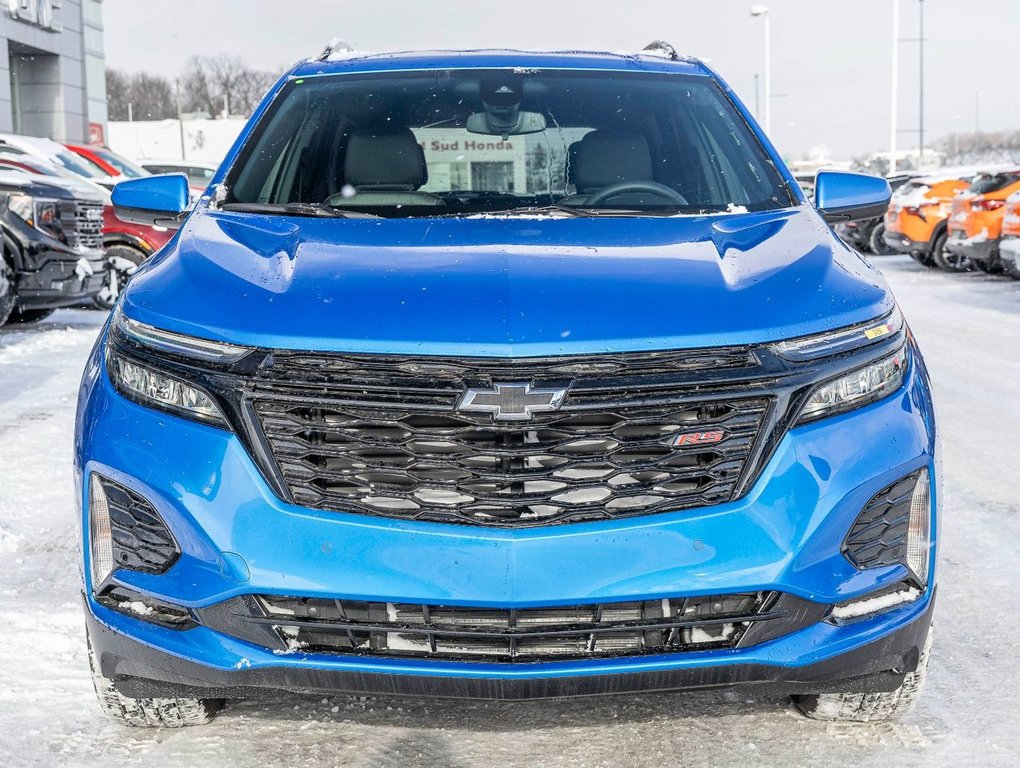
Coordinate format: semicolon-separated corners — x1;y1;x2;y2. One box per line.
0;171;107;324
835;173;918;254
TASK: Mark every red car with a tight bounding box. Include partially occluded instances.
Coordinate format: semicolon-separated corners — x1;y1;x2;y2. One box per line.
99;204;174;307
64;143;151;183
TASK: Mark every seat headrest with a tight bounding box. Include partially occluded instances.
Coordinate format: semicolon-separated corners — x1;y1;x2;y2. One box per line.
344;128;427;191
571;131;653;193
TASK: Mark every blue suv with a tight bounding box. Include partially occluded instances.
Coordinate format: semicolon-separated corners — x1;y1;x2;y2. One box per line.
78;44;938;727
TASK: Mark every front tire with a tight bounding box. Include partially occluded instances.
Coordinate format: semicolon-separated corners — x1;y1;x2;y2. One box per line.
7;307;55;324
95;244;147;310
972;257;1003;274
931;231;968;272
792;623;932;722
88;636;223;727
868;223;896;256
0;256;16;326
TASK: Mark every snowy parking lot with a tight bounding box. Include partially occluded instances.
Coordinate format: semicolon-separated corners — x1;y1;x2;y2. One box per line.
0;255;1018;768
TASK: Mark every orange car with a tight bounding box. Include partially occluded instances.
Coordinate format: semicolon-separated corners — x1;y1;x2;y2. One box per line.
998;191;1020;279
883;174;972;269
944;170;1020;272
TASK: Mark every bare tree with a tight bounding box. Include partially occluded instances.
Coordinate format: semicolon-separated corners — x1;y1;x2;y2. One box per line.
181;55;279;117
106;68;177;121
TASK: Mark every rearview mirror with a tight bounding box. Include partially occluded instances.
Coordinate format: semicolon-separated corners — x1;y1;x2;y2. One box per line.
112;173;191;229
466;111;547;136
814;171;891;223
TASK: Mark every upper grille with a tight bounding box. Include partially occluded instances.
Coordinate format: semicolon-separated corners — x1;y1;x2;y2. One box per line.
250;350;773;526
61;200;105;251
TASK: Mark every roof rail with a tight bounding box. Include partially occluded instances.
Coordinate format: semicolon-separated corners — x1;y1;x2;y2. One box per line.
641;40;680;61
318;38;355;62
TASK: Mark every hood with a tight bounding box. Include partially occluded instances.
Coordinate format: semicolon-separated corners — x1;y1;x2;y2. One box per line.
122;206;892;357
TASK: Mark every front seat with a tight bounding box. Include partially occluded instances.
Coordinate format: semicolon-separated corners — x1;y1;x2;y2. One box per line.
561;130;656;206
335;127;442;207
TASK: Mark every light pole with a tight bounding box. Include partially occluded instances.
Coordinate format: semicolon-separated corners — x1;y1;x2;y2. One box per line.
889;0;900;175
750;5;771;135
918;0;925;166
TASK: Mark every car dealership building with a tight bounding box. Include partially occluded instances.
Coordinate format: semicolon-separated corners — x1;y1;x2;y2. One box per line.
0;0;106;143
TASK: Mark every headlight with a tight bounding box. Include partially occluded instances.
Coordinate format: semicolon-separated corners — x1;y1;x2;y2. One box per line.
796;344;907;424
112;306;251;364
772;308;904;362
107;351;226;426
8;193;67;244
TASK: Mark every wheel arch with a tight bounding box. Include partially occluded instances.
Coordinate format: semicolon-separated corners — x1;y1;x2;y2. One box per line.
103;232;154;256
2;224;27;271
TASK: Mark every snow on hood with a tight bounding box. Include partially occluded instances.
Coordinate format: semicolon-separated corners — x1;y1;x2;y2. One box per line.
122;205;892;357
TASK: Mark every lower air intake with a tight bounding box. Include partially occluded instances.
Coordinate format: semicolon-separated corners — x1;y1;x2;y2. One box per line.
200;591;824;663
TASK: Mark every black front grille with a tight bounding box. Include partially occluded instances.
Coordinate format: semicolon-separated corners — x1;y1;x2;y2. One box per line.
199;591;824;662
843;472;920;570
62;200;104;250
250;350;773;526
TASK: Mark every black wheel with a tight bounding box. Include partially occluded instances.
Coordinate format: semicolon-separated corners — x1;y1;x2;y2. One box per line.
868;223;896;256
0;255;15;326
7;307;55;324
95;244;147;310
973;257;1003;274
793;623;932;722
909;250;936;268
931;230;968;272
88;633;223;727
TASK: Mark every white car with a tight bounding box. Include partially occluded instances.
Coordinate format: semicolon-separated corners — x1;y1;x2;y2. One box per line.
999;190;1020;279
138;159;219;193
0;133;119;190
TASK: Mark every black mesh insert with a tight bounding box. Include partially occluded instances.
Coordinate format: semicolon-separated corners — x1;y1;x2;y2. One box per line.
249;350;773;526
98;476;179;574
843;473;920;570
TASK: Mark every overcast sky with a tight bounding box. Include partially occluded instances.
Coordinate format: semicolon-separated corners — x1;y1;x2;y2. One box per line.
103;0;1018;160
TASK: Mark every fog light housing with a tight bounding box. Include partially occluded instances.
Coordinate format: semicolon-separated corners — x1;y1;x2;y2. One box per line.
843;468;933;587
88;477;114;590
87;474;180;592
906;467;932;585
95;585;195;630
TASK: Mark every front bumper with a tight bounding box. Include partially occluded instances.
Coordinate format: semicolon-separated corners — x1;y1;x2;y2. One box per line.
944;230;999;266
883;230;929;256
16;249;107;310
76;336;939;699
87;591;935;700
999;237;1020;277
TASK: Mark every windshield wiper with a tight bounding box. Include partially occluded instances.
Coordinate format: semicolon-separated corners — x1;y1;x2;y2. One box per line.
219;202;382;219
442;204;685;219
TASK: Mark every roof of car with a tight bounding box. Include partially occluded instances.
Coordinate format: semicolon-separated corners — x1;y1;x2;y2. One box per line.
291;48;712;79
140;159;219;168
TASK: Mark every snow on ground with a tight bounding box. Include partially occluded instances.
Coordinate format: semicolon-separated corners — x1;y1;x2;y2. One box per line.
0;257;1018;767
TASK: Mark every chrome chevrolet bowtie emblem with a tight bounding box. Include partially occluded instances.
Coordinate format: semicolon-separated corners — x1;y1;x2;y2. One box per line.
457;382;568;422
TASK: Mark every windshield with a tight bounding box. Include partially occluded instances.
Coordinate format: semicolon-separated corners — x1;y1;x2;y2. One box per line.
93;147;149;178
226;69;794;218
51;148;108;179
968;171;1020;195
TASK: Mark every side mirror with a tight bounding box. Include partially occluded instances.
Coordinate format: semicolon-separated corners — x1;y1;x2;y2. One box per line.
814;171;891;223
112;173;191;228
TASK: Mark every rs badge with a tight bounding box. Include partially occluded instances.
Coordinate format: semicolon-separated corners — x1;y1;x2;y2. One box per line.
673;430;726;447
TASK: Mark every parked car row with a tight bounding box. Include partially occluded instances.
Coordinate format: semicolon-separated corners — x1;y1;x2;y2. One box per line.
0;136;216;326
836;164;1020;278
